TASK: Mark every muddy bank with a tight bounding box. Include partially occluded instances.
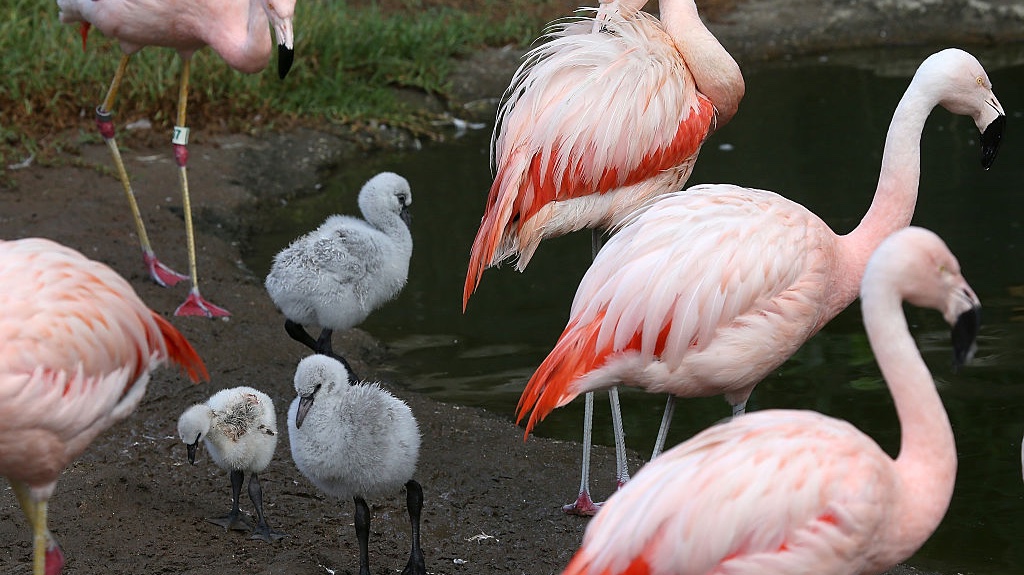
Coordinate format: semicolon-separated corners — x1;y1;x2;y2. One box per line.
3;1;1022;573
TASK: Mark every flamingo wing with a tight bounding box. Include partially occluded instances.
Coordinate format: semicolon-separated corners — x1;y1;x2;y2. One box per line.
0;238;206;454
563;410;892;575
518;186;834;431
465;5;715;303
316;222;383;287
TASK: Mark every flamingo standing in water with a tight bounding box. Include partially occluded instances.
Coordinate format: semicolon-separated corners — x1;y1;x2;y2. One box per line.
56;0;297;317
557;226;981;575
463;0;745;515
0;237;208;575
518;48;1004;464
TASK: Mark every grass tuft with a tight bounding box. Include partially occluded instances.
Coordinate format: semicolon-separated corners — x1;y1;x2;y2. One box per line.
0;0;557;165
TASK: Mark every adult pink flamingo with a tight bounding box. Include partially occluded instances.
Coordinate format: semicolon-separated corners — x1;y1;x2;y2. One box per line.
56;0;297;317
557;226;981;575
517;48;1004;466
0;237;209;575
463;0;745;515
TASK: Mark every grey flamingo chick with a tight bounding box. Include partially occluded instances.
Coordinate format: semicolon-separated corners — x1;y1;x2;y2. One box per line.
287;354;425;575
177;386;285;542
265;172;413;368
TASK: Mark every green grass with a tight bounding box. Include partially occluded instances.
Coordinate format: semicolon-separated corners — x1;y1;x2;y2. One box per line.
0;0;550;163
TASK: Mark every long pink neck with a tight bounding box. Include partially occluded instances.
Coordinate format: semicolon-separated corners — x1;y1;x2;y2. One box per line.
209;0;272;73
832;80;935;309
657;0;744;126
860;284;956;559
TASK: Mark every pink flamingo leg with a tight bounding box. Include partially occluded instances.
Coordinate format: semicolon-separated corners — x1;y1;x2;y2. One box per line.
563;391;603;516
95;55;188;288
169;58;230;318
563;233;631;516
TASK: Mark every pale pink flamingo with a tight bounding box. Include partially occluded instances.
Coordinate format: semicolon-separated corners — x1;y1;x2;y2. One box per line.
517;49;1004;471
463;0;745;515
557;226;981;575
0;237;209;575
56;0;297;317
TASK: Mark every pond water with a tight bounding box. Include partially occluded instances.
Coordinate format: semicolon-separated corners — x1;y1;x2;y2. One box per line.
246;45;1024;574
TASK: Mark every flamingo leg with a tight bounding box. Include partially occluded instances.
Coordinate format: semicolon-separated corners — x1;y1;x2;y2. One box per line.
563;229;630;515
401;480;426;575
353;495;372;575
650;395;676;460
609;386;630;487
563;393;602;515
284;318;319;351
10;481;63;575
170;57;231;318
95;54;189;288
209;469;252;531
314;328;336;357
246;472;285;542
592;232;630;489
732;399;748;417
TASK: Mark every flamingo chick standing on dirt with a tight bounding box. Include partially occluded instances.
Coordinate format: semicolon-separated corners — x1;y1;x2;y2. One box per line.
56;0;297;318
0;237;208;575
288;354;425;575
177;386;284;542
265;172;413;367
463;0;745;516
517;48;1004;463
558;226;981;575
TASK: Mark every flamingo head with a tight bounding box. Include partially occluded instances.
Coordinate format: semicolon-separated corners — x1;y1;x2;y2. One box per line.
918;48;1005;169
177;404;214;465
262;0;296;78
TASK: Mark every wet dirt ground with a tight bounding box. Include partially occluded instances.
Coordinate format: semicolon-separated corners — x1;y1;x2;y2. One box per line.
3;1;1023;573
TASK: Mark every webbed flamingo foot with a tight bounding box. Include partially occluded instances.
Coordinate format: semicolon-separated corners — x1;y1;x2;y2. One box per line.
175;288;230;318
562;490;602;516
143;250;189;287
44;540;64;575
207;509;252;531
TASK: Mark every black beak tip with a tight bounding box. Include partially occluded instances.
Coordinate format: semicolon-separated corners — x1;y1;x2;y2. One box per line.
951;305;982;371
980;114;1006;170
278;45;295;80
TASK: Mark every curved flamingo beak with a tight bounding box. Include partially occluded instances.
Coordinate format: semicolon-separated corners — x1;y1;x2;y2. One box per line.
266;9;295;79
295;394;315;429
278;44;294;79
979;113;1005;169
951;305;981;371
186;440;199;465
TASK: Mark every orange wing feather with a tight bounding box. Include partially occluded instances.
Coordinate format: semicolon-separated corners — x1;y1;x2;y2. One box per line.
465;96;714;308
152;312;209;384
516;309;674;436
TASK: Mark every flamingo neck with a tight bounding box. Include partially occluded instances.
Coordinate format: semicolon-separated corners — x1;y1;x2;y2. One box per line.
214;0;272;73
853;91;931;240
836;84;934;305
657;0;744;126
861;285;956;552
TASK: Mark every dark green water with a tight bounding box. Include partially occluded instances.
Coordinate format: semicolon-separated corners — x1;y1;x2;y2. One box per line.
246;45;1024;574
